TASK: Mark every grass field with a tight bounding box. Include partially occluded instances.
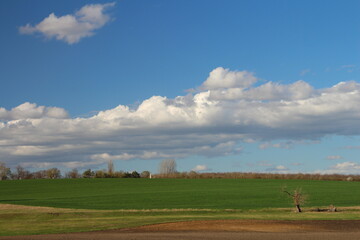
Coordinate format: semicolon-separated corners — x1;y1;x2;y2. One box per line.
1;178;360;236
0;178;359;209
1;204;360;236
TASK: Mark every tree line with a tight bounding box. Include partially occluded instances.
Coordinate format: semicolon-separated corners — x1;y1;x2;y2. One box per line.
1;159;359;181
153;171;360;181
0;161;151;180
154;159;360;181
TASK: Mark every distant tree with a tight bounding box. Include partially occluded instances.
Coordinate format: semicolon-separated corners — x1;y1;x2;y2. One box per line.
32;170;47;179
0;162;11;180
95;170;106;178
65;169;80;178
131;171;140;178
82;169;95;178
123;172;132;178
107;160;114;176
158;159;177;174
113;171;126;178
282;187;307;213
14;165;31;180
140;171;151;178
46;168;61;179
15;165;25;180
187;171;198;178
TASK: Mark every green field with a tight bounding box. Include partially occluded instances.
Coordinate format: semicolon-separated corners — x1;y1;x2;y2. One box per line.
0;178;359;209
1;178;360;236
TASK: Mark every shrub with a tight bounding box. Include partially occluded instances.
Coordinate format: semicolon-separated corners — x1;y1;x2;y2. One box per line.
140;171;150;178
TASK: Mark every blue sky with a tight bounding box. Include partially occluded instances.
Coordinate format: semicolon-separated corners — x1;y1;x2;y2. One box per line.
1;0;360;174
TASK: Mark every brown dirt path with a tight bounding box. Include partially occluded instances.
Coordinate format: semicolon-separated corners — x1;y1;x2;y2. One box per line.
2;232;360;240
127;219;360;232
1;220;360;240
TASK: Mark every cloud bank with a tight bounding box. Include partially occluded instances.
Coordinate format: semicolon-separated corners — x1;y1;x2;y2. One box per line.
19;2;115;44
2;67;360;170
318;161;360;175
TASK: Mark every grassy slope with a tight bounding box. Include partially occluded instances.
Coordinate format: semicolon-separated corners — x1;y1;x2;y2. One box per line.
1;205;360;236
0;178;359;209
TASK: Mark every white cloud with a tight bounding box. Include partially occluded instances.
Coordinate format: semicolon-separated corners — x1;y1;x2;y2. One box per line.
90;151;174;161
200;67;257;90
317;161;360;174
326;155;343;160
19;2;115;44
259;142;292;150
266;165;289;173
22;159;105;169
2;67;360;169
333;161;360;169
209;80;314;101
275;165;288;170
258;140;319;150
0;102;68;121
192;165;210;172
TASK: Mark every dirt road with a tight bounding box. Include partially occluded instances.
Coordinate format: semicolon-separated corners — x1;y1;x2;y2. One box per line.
1;220;360;240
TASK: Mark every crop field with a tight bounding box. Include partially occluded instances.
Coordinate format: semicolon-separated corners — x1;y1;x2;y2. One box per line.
1;178;360;209
0;178;360;236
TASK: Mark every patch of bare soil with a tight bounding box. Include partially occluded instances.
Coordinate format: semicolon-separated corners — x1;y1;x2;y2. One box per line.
123;219;360;233
0;204;57;212
2;220;360;240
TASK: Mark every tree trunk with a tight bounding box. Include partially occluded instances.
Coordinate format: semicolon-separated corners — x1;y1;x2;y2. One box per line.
295;204;302;212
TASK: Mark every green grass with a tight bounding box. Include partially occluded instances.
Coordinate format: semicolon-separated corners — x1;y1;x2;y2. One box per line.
1;206;360;236
1;178;360;236
0;178;359;210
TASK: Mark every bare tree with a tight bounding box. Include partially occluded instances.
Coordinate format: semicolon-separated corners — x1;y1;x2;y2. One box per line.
46;168;61;179
32;170;47;179
108;160;114;176
65;169;80;178
158;159;177;174
0;162;11;180
95;170;106;178
282;187;307;213
15;165;31;180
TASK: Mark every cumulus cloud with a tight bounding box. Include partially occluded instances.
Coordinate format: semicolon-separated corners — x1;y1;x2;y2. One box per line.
331;162;360;172
318;161;360;174
200;67;257;90
19;2;115;44
192;165;210;172
2;67;360;169
0;102;68;121
209;80;314;101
